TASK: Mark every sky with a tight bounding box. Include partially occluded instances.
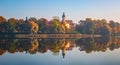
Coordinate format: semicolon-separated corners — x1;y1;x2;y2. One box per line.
0;0;120;23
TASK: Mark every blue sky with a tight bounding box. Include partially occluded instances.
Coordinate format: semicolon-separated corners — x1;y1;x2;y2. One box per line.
0;0;120;23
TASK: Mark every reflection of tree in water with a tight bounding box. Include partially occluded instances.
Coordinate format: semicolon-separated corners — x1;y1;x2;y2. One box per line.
76;37;109;53
28;39;39;54
38;39;73;58
109;37;120;51
0;37;120;58
76;36;120;53
38;39;61;54
0;39;74;58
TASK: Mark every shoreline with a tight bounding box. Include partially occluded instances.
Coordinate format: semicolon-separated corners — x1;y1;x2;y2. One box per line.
15;34;101;38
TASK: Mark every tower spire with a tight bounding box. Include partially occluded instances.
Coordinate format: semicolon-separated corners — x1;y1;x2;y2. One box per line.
62;12;65;18
25;17;28;22
62;12;66;22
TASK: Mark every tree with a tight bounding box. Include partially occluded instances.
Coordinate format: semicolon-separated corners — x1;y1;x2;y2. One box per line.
7;18;17;33
0;16;6;23
16;22;30;33
0;16;7;33
49;17;63;33
100;19;111;35
76;18;96;34
29;17;38;23
37;18;48;33
86;18;92;22
76;18;112;35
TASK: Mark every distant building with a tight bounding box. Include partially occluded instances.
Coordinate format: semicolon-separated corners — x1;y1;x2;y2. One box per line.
61;12;76;29
62;12;66;22
25;17;28;23
66;20;76;29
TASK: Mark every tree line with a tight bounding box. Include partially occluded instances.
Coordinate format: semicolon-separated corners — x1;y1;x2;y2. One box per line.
76;18;120;35
0;16;69;34
0;16;120;35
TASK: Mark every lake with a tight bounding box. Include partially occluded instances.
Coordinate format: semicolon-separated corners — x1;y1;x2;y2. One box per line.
0;36;120;65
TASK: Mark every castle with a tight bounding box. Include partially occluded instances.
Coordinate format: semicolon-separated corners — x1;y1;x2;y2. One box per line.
61;12;76;29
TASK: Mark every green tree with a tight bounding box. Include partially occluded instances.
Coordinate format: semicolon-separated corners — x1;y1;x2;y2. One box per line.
7;18;17;33
16;22;30;33
76;18;96;34
49;17;62;33
37;18;48;33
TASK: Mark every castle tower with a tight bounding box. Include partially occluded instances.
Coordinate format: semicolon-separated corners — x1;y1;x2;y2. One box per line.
25;17;28;23
62;12;66;22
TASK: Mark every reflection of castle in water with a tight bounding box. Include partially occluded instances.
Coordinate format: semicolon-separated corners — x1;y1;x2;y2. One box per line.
59;39;76;58
0;37;120;58
0;38;76;58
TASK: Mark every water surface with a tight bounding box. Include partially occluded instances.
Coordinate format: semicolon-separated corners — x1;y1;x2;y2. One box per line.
0;37;120;65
